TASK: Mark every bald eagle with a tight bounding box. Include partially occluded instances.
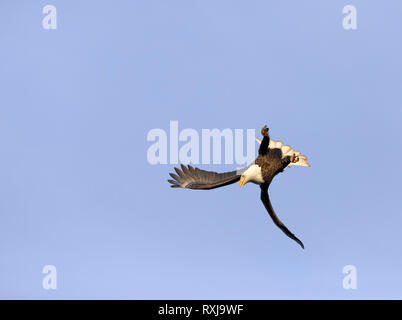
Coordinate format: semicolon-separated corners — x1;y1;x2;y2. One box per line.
168;125;310;249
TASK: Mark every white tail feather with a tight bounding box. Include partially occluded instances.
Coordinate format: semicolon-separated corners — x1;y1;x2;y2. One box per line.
255;138;310;167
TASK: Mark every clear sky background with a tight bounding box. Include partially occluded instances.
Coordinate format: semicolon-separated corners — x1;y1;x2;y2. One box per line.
0;0;401;299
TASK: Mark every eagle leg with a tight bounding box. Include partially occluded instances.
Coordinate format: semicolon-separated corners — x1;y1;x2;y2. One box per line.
258;125;270;156
280;154;299;171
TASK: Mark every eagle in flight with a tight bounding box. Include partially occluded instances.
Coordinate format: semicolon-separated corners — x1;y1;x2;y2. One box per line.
168;125;310;249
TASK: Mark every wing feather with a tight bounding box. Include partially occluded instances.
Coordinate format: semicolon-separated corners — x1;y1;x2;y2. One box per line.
260;184;304;249
256;138;310;167
168;165;242;190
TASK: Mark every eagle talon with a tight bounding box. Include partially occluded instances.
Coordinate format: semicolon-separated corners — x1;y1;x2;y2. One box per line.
290;154;299;163
261;125;269;137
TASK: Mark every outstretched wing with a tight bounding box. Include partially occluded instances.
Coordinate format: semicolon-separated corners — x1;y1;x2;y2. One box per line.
168;164;244;190
260;184;304;249
256;138;310;167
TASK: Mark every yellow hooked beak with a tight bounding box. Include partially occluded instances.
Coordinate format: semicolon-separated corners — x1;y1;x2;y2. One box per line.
238;176;246;187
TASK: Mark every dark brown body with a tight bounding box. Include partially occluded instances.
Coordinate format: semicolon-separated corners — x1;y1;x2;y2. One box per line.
255;148;291;186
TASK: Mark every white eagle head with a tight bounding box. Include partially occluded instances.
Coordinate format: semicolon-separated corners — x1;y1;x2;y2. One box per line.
238;164;264;187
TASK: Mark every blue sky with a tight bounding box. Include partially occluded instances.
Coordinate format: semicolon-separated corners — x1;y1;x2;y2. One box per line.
0;0;401;299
